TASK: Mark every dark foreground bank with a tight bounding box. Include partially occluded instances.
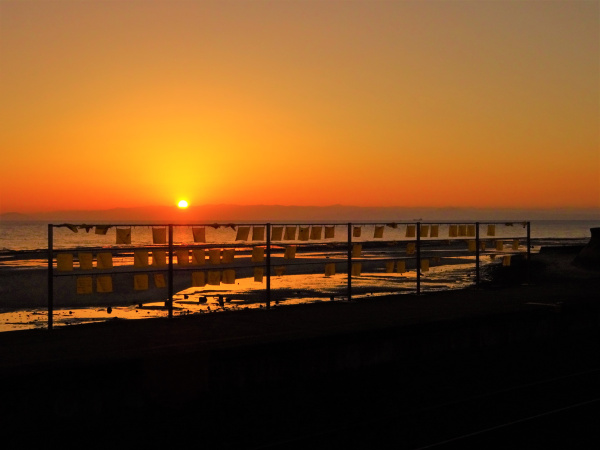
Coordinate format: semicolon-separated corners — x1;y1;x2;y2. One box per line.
1;248;599;448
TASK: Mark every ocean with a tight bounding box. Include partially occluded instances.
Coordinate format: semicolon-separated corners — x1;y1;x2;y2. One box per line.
1;219;598;251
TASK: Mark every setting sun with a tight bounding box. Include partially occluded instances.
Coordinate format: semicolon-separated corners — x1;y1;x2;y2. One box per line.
178;200;189;209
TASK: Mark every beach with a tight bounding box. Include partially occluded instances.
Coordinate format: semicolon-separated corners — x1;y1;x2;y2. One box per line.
0;243;599;447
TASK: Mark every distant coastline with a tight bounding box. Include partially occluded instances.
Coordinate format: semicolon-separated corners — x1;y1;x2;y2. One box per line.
1;204;599;222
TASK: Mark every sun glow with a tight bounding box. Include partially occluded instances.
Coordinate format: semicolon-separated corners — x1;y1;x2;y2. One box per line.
178;200;189;209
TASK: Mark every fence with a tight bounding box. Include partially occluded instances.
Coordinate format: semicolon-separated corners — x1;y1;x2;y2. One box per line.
48;221;531;330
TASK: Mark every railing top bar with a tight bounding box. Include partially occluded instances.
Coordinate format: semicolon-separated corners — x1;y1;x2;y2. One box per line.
49;220;530;228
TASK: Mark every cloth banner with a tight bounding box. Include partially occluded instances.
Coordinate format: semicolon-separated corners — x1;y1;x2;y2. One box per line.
406;225;416;238
97;252;113;269
192;227;206;243
192;249;206;265
236;226;250;241
420;225;429;237
254;267;264;282
351;262;362;276
449;225;458;237
467;225;476;237
503;255;511;266
95;225;110;235
152;227;167;244
352;244;362;258
421;259;430;272
298;226;310;241
373;226;384;239
76;276;93;294
487;225;496;236
353;226;362;238
310;226;322;240
496;241;504;251
468;240;476;252
96;275;113;293
385;261;394;273
152;250;166;267
134;274;149;290
57;253;73;272
458;225;467;237
406;243;416;255
430;225;439;238
252;226;265;241
116;228;131;245
512;239;520;250
78;252;93;270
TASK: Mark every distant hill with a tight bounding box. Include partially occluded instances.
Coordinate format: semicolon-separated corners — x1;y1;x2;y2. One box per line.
1;204;599;223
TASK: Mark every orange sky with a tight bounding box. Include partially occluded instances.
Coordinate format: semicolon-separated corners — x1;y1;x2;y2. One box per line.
1;0;598;214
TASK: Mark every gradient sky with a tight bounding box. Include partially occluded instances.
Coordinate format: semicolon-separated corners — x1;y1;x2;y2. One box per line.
1;0;598;213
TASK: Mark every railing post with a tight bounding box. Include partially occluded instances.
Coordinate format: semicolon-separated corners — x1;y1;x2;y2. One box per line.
347;223;352;301
416;222;421;296
168;224;173;319
47;224;53;331
266;223;271;309
475;221;480;288
526;221;531;284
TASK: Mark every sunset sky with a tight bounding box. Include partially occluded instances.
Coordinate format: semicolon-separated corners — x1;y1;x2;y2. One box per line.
1;0;598;214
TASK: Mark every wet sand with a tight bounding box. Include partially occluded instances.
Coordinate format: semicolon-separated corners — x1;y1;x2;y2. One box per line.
0;246;598;447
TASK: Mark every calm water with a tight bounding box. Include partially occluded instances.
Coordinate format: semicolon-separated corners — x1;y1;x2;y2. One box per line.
0;220;598;251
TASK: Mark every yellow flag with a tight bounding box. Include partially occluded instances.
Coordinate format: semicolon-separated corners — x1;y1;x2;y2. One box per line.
351;262;362;276
134;251;148;267
406;225;416;238
192;271;206;287
96;275;113;293
298;226;310;241
116;228;131;245
421;259;430;272
430;225;439;238
152;227;167;244
353;226;362;238
512;239;520;250
284;246;296;259
373;226;384;239
254;267;264;282
385;261;394;273
252;247;264;262
134;274;149;290
78;252;93;270
57;253;73;272
324;226;335;239
458;225;467;237
467;225;476;237
152;250;166;267
209;249;221;265
449;225;458;237
222;249;235;263
271;226;284;241
352;244;362;258
208;270;221;285
406;243;416;255
235;226;250;241
325;263;336;277
310;226;322;240
396;260;406;273
252;226;265;241
192;249;206;265
222;269;236;284
97;252;113;269
154;273;166;288
176;250;189;266
468;240;476;252
284;226;297;240
420;225;429;237
487;224;496;236
192;227;206;243
496;241;504;251
76;276;93;294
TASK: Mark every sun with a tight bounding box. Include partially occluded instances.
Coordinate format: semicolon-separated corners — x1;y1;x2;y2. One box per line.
177;200;189;209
